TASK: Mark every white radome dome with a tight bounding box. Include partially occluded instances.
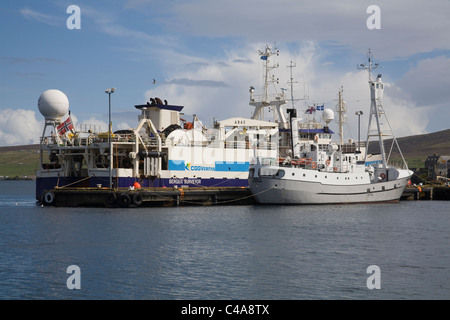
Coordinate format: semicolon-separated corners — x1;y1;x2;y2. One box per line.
322;108;334;124
38;89;69;120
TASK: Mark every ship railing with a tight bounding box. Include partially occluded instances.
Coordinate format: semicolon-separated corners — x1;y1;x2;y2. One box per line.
40;135;74;148
387;160;408;170
225;141;248;149
224;141;277;150
91;134;136;144
40;136;58;147
250;93;286;104
278;158;316;169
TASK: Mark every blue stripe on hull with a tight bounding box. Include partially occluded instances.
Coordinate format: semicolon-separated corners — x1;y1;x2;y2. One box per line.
168;160;249;172
36;176;249;201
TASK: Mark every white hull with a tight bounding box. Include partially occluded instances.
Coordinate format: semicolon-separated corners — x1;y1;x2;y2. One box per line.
250;167;412;204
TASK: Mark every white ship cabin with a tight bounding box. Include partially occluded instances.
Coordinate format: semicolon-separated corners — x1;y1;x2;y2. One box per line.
215;117;278;151
135;101;183;133
283;123;366;174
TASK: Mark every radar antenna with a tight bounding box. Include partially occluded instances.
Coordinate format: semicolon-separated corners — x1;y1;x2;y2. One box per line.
357;48;379;81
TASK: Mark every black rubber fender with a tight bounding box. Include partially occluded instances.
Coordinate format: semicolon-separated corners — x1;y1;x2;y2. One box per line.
132;193;144;207
105;192;117;206
117;193;131;208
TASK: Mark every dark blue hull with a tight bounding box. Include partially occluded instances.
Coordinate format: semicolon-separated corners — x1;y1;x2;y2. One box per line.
36;176;249;201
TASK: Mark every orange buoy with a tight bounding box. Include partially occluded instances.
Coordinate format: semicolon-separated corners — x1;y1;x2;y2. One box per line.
133;182;141;189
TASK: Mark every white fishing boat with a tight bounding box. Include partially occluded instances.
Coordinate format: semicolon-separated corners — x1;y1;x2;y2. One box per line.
249;50;413;204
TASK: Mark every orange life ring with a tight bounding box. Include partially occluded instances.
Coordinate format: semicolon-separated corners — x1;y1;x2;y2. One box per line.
312;162;317;169
325;160;331;166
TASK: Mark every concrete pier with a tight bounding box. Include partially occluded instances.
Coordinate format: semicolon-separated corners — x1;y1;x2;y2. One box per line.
401;186;450;201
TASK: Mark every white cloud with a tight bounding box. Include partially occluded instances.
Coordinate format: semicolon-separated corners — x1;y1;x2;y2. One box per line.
0;109;42;146
0;108;134;146
388;56;450;133
395;56;450;107
20;8;62;26
116;122;132;130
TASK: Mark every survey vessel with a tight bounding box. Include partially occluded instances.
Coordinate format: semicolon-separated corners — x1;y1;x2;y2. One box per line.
35;90;278;206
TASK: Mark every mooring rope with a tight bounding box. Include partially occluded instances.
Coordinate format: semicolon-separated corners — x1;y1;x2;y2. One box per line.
145;185;276;205
57;176;91;189
212;186;276;205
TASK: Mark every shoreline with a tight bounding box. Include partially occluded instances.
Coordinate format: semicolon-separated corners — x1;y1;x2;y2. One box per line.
0;176;36;181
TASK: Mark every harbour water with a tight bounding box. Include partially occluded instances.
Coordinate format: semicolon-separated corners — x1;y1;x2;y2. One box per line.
0;180;449;300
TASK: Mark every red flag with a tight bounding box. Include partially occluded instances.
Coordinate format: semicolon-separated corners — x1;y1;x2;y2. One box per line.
305;106;316;114
57;117;74;135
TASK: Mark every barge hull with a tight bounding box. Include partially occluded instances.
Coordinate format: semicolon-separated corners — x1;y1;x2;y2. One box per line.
40;187;254;207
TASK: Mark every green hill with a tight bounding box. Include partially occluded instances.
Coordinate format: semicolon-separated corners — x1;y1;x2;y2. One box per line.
0;144;40;179
369;128;450;169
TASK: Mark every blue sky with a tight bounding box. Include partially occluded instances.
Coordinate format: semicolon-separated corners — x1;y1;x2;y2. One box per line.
1;0;450;146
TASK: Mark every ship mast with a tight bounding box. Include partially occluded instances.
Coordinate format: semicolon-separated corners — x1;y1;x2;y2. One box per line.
287;61;298;109
358;49;409;170
336;86;346;148
358;49;388;169
249;45;288;128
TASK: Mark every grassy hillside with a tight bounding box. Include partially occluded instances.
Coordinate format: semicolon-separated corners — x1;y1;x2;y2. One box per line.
0;145;40;178
371;129;450;169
